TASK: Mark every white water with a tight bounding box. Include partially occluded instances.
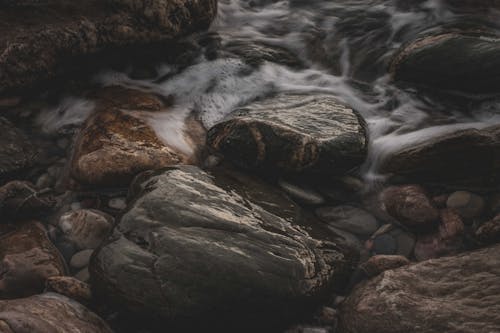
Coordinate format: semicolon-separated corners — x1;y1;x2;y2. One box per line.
38;0;500;181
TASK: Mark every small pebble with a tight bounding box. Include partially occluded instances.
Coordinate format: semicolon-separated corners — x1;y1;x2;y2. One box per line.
108;197;127;210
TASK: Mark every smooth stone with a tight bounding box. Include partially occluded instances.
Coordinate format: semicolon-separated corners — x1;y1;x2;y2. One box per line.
339;244;500;333
380;185;439;230
0;222;66;298
70;249;93;270
391;228;416;259
278;180;325;205
108;197;127;210
207;93;368;176
372;234;397;255
327;226;363;251
74;267;89;283
45;276;92;303
58;209;114;250
55;239;77;263
447;191;485;221
316;205;378;237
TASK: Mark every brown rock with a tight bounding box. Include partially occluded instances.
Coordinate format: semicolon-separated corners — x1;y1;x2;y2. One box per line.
0;0;217;94
360;254;410;277
476;214;500;245
71;87;200;187
339;244;500;333
0;293;112;332
45;276;92;303
0;222;66;298
58;209;114;250
380;185;439;230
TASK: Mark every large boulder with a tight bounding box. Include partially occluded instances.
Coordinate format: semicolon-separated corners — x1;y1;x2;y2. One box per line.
380;125;500;188
0;0;217;94
207;94;368;176
390;30;500;94
90;165;355;330
0;222;66;298
338;244;500;333
71;87;203;187
0;117;37;184
0;293;112;333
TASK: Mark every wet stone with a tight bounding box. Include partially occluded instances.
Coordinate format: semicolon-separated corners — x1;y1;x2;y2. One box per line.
316;205;378;237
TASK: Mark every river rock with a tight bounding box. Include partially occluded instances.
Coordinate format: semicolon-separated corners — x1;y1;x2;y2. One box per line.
45;276;92;303
359;254;410;277
278;180;325;205
207;94;368;176
339;244;500;333
446;191;485;221
58;209;114;250
0;222;66;298
70;249;93;270
90;165;355;330
71;87;200;187
223;40;303;68
316;205;378;237
390;30;500;94
380;185;439;230
414;209;464;261
476;214;500;245
0;293;112;332
380;125;500;188
0;0;217;94
0;181;55;220
0;117;37;184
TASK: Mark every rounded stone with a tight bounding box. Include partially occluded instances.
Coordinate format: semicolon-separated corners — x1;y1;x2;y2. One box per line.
316;205;378;236
372;234;397;255
70;249;93;270
447;191;485;220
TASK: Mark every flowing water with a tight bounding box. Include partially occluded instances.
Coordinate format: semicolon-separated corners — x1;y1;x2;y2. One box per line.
38;0;500;183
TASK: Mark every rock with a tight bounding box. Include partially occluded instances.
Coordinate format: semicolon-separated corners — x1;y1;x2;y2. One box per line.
45;276;92;303
58;209;114;250
316;205;378;237
90;166;355;330
278;180;325;205
414;209;464;261
71;87;198;187
108;197;127;210
0;0;217;94
391;228;416;258
74;267;90;283
0;181;55;220
366;224;416;258
70;249;93;270
0;222;66;298
380;125;500;188
359;255;410;277
372;234;397;255
0;293;112;332
381;185;439;230
476;214;500;245
0;117;37;183
490;193;500;214
390;30;500;94
55;238;77;263
223;40;303;68
447;191;485;221
339;244;500;333
207;94;368;176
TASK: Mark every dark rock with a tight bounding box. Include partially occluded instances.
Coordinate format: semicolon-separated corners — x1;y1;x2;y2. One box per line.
0;293;112;332
339;244;500;333
90;166;355;330
0;0;217;94
223;40;303;68
372;234;397;255
359;254;410;277
55;238;77;263
74;267;89;283
476;214;500;245
390;30;500;94
71;87;202;187
0;222;66;298
45;276;92;303
0;118;37;183
207;94;368;176
316;205;378;237
58;209;114;250
278;180;325;205
381;185;439;230
0;181;55;220
447;191;485;221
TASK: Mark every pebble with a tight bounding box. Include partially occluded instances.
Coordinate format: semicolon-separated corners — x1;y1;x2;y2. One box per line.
70;249;94;270
278;180;325;205
316;205;378;237
446;191;484;221
108;197;127;210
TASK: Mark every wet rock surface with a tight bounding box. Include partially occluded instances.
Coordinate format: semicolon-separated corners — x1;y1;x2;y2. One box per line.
0;222;66;298
90;165;355;330
339;244;500;333
0;293;112;333
0;0;218;94
207;94;368;176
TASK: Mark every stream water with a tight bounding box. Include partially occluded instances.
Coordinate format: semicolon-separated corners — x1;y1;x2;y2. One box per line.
37;0;500;183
